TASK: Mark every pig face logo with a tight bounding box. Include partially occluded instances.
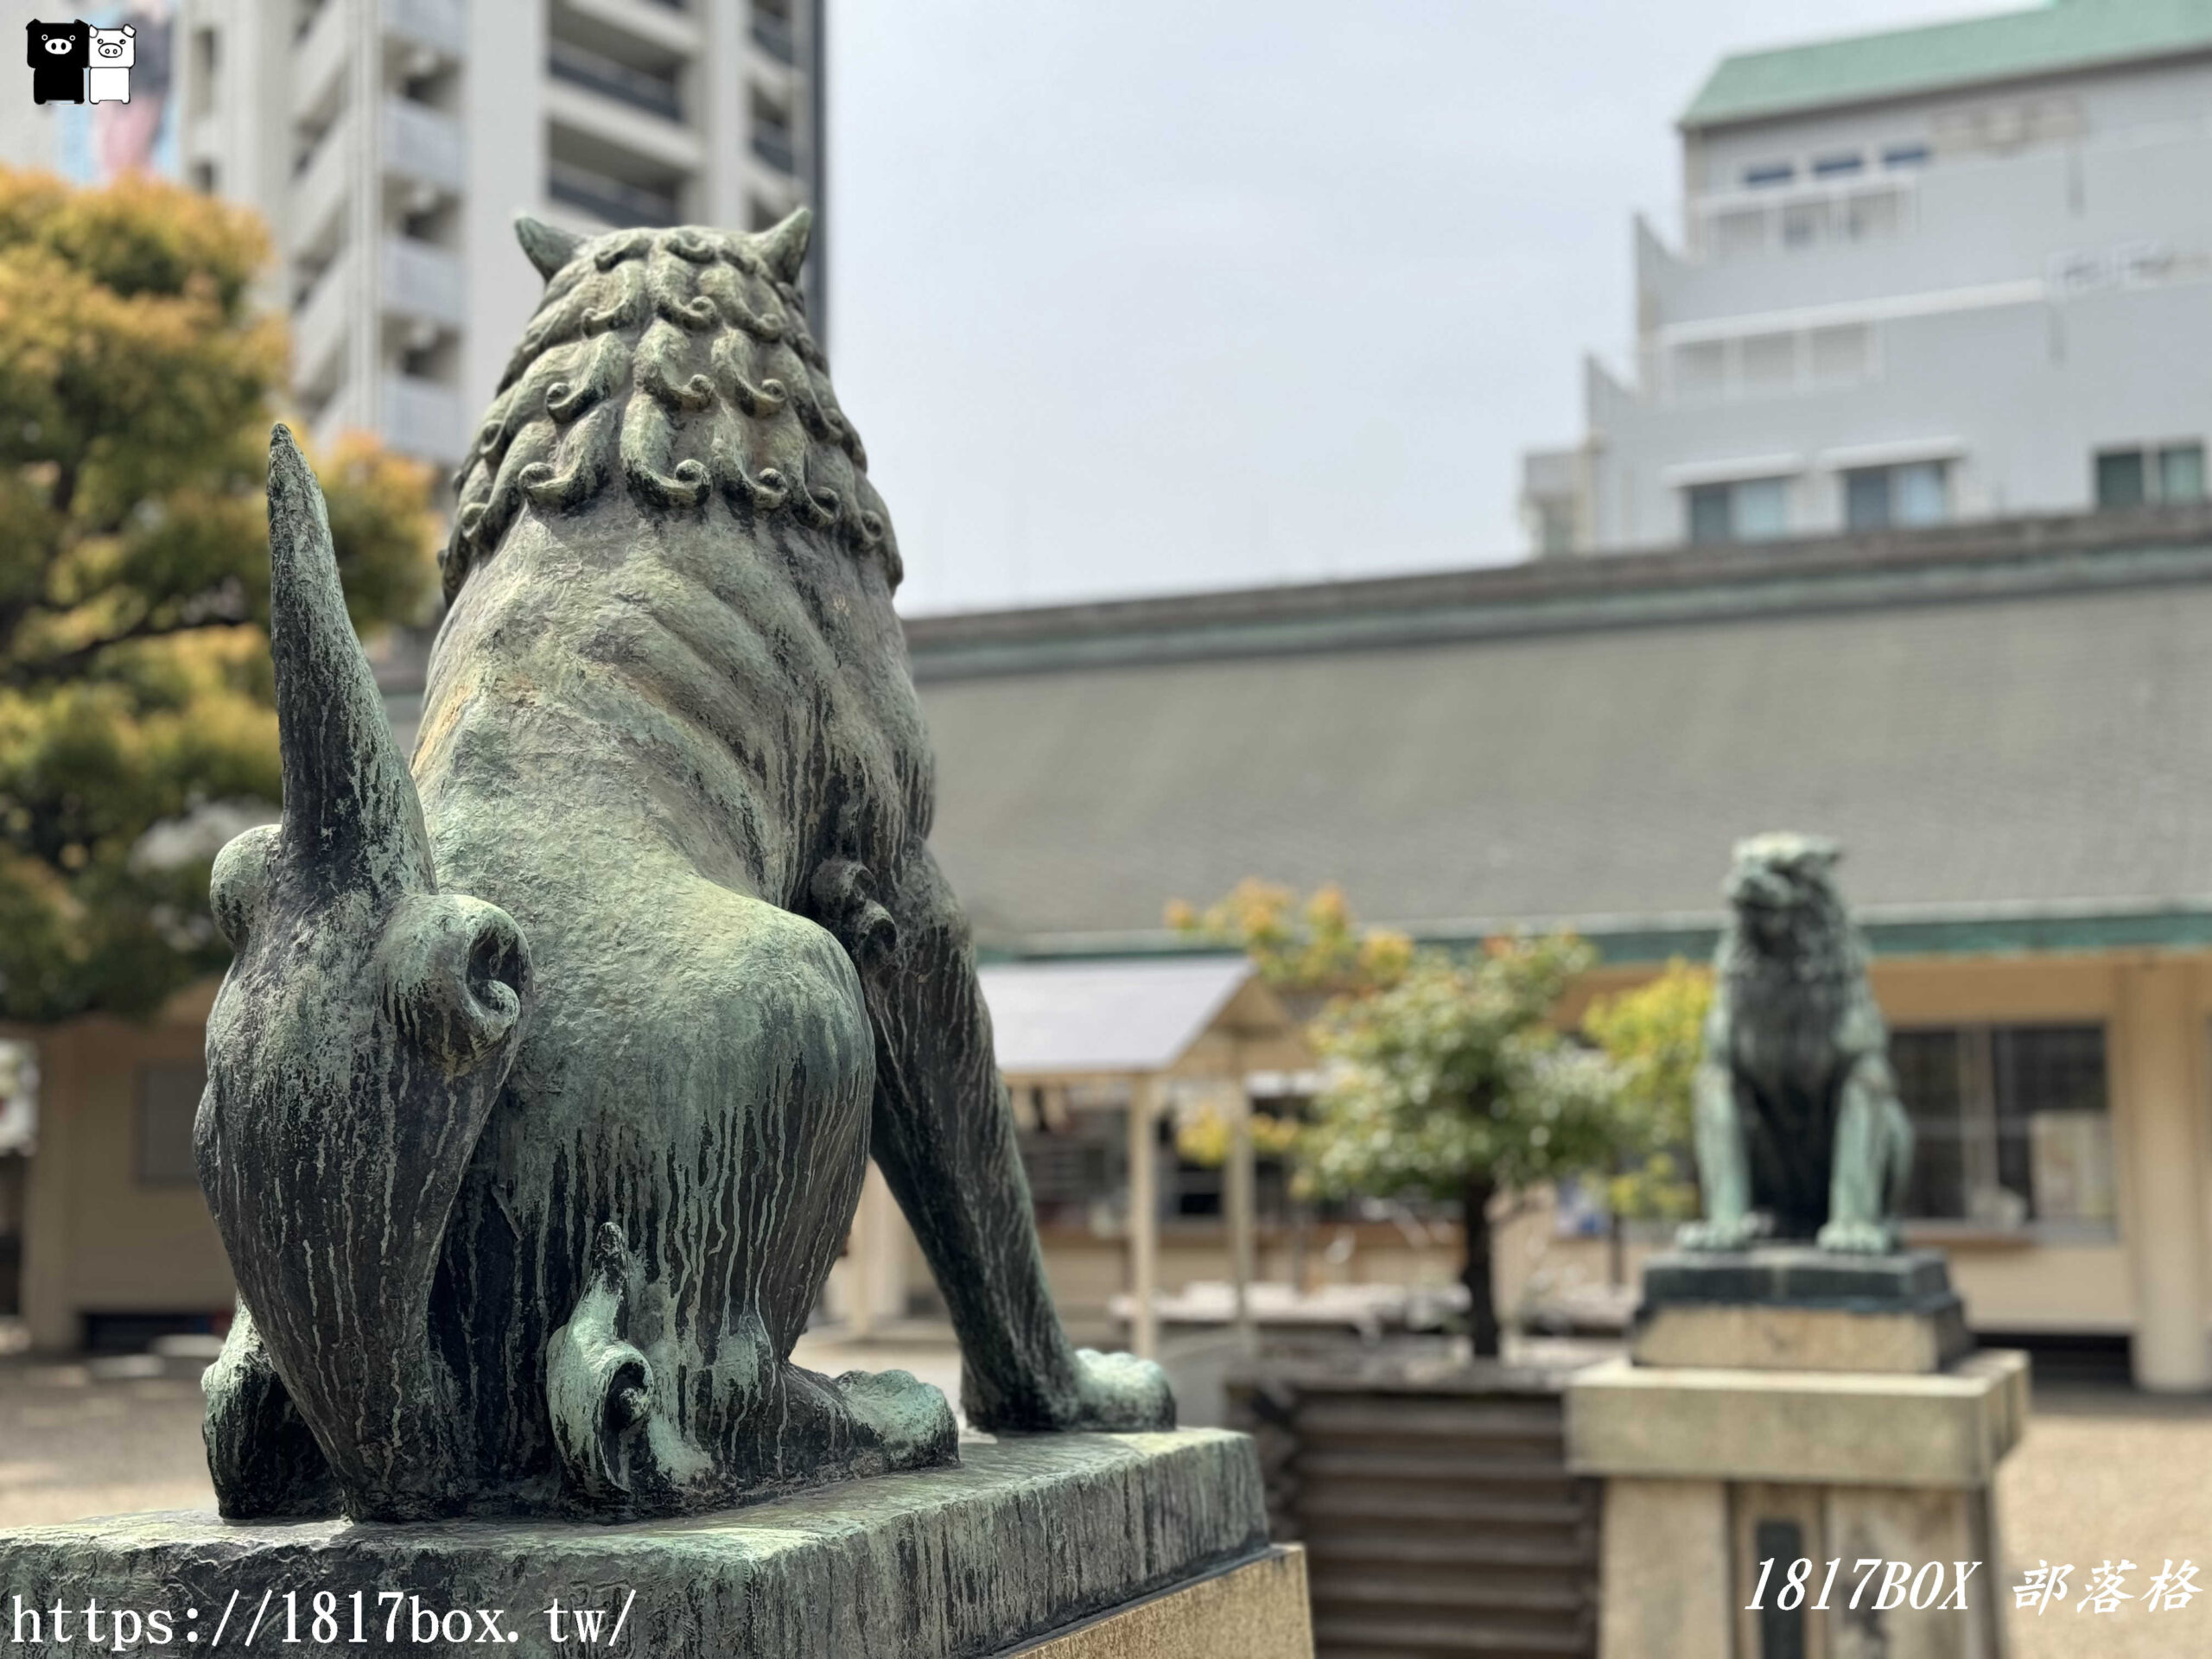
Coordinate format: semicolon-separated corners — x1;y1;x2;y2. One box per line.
25;20;91;105
86;22;133;103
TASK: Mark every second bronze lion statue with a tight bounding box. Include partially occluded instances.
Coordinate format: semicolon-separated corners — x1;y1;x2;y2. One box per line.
1678;833;1915;1255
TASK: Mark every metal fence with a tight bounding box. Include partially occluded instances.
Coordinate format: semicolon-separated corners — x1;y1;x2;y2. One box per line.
1230;1358;1599;1657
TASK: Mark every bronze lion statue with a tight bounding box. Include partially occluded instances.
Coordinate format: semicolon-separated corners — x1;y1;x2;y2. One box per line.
194;211;1172;1523
1677;833;1914;1255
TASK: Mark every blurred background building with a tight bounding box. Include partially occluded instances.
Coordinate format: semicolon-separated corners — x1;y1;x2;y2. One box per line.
1523;0;2212;554
2;0;826;478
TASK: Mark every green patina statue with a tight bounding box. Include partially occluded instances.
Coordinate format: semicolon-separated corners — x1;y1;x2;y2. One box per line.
1677;833;1916;1255
195;211;1172;1524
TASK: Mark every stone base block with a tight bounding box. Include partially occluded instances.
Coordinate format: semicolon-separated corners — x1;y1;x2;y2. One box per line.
1009;1545;1311;1656
1632;1300;1973;1373
0;1431;1287;1659
1568;1355;2028;1659
1633;1248;1971;1374
1568;1351;2027;1488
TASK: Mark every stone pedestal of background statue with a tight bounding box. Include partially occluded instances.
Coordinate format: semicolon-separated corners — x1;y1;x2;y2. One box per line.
0;1431;1312;1659
1567;1249;2026;1659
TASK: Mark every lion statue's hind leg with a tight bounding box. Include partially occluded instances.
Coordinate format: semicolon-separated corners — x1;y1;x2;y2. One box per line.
537;892;954;1513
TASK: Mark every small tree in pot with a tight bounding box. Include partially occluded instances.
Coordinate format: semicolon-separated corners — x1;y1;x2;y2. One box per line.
1301;936;1623;1357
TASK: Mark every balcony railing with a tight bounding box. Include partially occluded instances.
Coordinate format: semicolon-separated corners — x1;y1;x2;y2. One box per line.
384;96;465;192
750;125;795;175
383;374;467;467
549;39;682;123
382;236;465;329
386;0;464;58
547;161;680;227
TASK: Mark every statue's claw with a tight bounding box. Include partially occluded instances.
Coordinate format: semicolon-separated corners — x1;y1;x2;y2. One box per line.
1675;1215;1763;1253
1816;1217;1896;1255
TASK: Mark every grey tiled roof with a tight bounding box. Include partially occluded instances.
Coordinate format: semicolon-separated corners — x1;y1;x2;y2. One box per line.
909;513;2212;954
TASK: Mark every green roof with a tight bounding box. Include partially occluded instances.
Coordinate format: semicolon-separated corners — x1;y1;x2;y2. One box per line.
1681;0;2212;130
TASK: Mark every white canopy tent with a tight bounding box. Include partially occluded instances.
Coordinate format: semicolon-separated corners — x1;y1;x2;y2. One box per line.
974;955;1313;1358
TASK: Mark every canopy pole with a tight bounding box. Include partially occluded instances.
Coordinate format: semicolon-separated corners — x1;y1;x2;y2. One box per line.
1128;1074;1160;1361
1228;1088;1257;1358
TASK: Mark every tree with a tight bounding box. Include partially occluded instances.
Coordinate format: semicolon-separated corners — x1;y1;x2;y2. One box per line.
1301;937;1623;1356
0;167;435;1022
1166;878;1413;1015
1581;960;1711;1229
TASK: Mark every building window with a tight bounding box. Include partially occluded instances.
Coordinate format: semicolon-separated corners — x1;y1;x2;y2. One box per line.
750;0;796;65
137;1062;207;1187
750;86;797;175
2095;442;2206;510
1842;461;1948;531
1891;1025;2113;1230
1686;476;1789;544
1882;143;1931;168
190;27;219;118
547;160;681;227
1742;162;1795;188
548;38;683;122
1811;153;1864;177
1534;500;1575;556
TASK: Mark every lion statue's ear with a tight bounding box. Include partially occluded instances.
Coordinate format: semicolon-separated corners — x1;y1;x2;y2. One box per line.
1798;836;1843;872
754;207;813;284
515;214;585;283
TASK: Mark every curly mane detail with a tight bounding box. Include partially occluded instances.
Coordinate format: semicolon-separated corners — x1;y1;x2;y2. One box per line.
441;226;898;605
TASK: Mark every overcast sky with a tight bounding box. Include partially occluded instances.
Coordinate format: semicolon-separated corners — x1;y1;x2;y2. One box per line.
828;0;2018;615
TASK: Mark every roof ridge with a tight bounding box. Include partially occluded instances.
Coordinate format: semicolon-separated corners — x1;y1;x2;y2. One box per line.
1681;0;2212;130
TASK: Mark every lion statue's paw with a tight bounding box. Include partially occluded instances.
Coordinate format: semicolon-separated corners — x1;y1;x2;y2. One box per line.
1065;1348;1177;1433
1675;1215;1763;1253
1815;1218;1895;1255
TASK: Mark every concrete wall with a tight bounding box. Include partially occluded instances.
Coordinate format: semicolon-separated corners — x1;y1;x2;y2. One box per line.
16;985;233;1352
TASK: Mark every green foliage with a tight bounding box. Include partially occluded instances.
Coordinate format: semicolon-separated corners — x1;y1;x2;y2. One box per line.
0;168;436;1022
1166;879;1413;1169
1300;936;1624;1203
1581;960;1712;1222
1166;878;1414;1001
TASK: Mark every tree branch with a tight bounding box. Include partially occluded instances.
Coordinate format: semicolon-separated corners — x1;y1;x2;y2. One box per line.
3;611;245;687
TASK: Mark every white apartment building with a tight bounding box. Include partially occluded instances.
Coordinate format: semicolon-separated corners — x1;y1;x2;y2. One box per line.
168;0;823;476
1522;0;2212;555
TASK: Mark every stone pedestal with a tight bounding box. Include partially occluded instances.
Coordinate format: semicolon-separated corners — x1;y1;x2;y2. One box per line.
1631;1249;1971;1373
1573;1250;2027;1659
0;1430;1313;1659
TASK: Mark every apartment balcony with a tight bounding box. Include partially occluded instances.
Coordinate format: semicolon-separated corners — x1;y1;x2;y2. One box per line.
549;38;682;123
386;0;465;59
288;103;355;263
292;0;350;125
563;0;699;54
290;245;358;398
547;159;680;228
385;96;465;194
382;237;464;330
545;79;702;174
383;373;467;467
748;12;796;66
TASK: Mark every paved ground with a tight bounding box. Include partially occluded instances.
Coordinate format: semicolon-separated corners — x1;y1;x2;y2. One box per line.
7;1344;2212;1653
0;1356;215;1528
1999;1382;2212;1659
